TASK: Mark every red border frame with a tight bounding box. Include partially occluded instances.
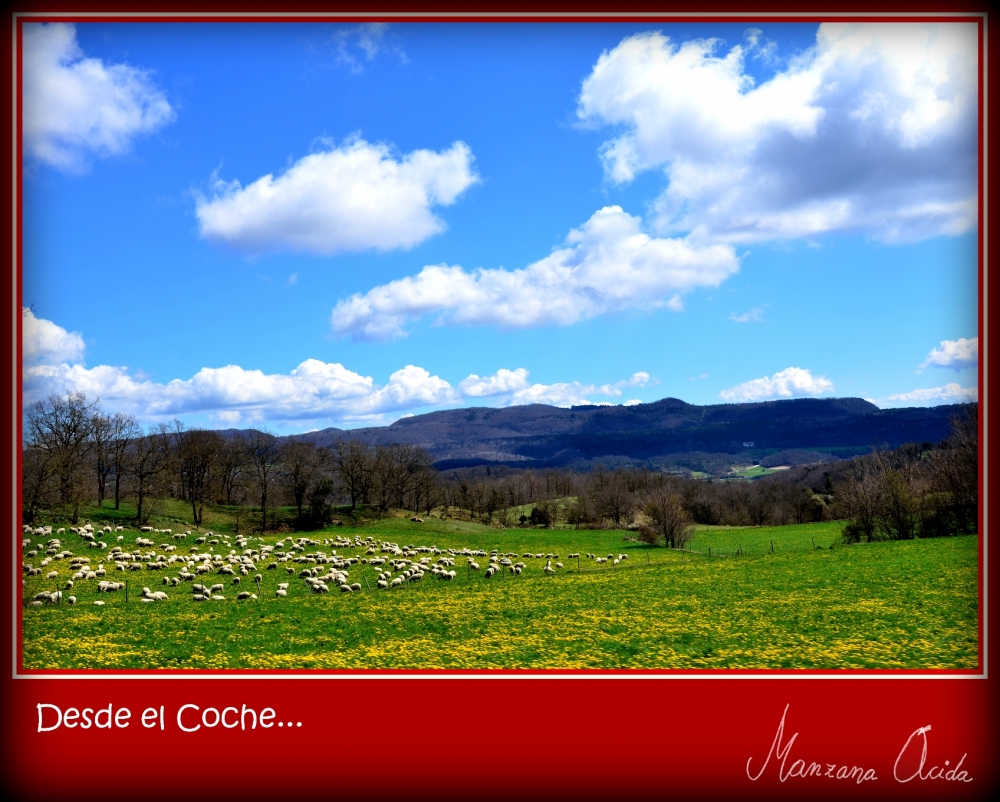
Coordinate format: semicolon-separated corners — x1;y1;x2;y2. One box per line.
2;6;995;799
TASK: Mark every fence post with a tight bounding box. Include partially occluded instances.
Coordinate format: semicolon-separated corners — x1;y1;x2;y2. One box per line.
770;540;774;554
125;580;129;603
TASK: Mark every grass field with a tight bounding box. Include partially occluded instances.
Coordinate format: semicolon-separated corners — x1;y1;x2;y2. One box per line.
728;465;777;479
20;516;978;670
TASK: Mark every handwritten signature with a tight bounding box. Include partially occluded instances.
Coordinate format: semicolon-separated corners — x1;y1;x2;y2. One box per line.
747;704;973;784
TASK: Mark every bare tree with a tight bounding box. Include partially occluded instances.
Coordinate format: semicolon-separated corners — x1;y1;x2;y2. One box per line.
642;480;694;548
24;392;99;523
177;429;223;527
107;412;140;510
329;439;374;510
593;470;636;528
216;435;247;505
128;425;171;526
91;412;113;506
279;439;320;525
21;443;54;524
242;429;281;533
839;453;884;543
929;402;978;535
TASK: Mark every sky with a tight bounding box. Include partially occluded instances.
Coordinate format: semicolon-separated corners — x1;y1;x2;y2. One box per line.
19;20;980;433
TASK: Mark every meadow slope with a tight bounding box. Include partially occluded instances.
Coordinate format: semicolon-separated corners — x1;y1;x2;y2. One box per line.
21;519;978;670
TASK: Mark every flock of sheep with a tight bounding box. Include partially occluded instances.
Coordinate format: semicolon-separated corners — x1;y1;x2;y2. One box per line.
22;521;633;609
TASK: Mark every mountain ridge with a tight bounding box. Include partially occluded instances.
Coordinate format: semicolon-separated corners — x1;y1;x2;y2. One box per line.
273;396;964;469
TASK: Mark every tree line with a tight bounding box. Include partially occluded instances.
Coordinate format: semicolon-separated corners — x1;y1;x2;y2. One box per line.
22;392;978;544
436;403;978;545
22;392;438;533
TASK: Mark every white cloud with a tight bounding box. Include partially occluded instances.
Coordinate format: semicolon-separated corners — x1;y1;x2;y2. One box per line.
458;368;531;398
21;307;84;365
729;307;764;323
22;23;174;171
689;373;710;381
719;367;834;402
331;23;407;73
578;24;977;244
22;313;655;425
919;337;978;369
195;137;479;255
873;383;978;407
492;369;656;409
623;399;643;406
331;205;740;340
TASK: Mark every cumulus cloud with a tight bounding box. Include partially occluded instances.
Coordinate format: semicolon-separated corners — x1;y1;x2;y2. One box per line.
331;205;739;340
578;23;977;244
22;313;654;425
919;337;978;369
21;307;84;365
871;383;978;407
195;137;478;255
719;367;834;402
22;23;174;171
458;368;531;398
478;370;656;408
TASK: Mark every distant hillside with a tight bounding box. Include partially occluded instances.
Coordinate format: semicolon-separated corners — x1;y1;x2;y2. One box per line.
282;397;964;470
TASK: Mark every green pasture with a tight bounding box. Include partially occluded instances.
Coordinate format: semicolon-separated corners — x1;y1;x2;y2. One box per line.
21;517;978;670
728;465;776;479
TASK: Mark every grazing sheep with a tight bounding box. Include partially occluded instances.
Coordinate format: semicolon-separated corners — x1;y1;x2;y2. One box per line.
45;571;58;579
390;577;403;588
236;591;253;600
275;589;287;598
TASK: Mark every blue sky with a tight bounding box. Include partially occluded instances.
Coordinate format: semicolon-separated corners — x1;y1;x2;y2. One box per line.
20;20;979;433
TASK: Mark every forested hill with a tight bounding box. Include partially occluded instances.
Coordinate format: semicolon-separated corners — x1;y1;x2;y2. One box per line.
285;397;965;469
